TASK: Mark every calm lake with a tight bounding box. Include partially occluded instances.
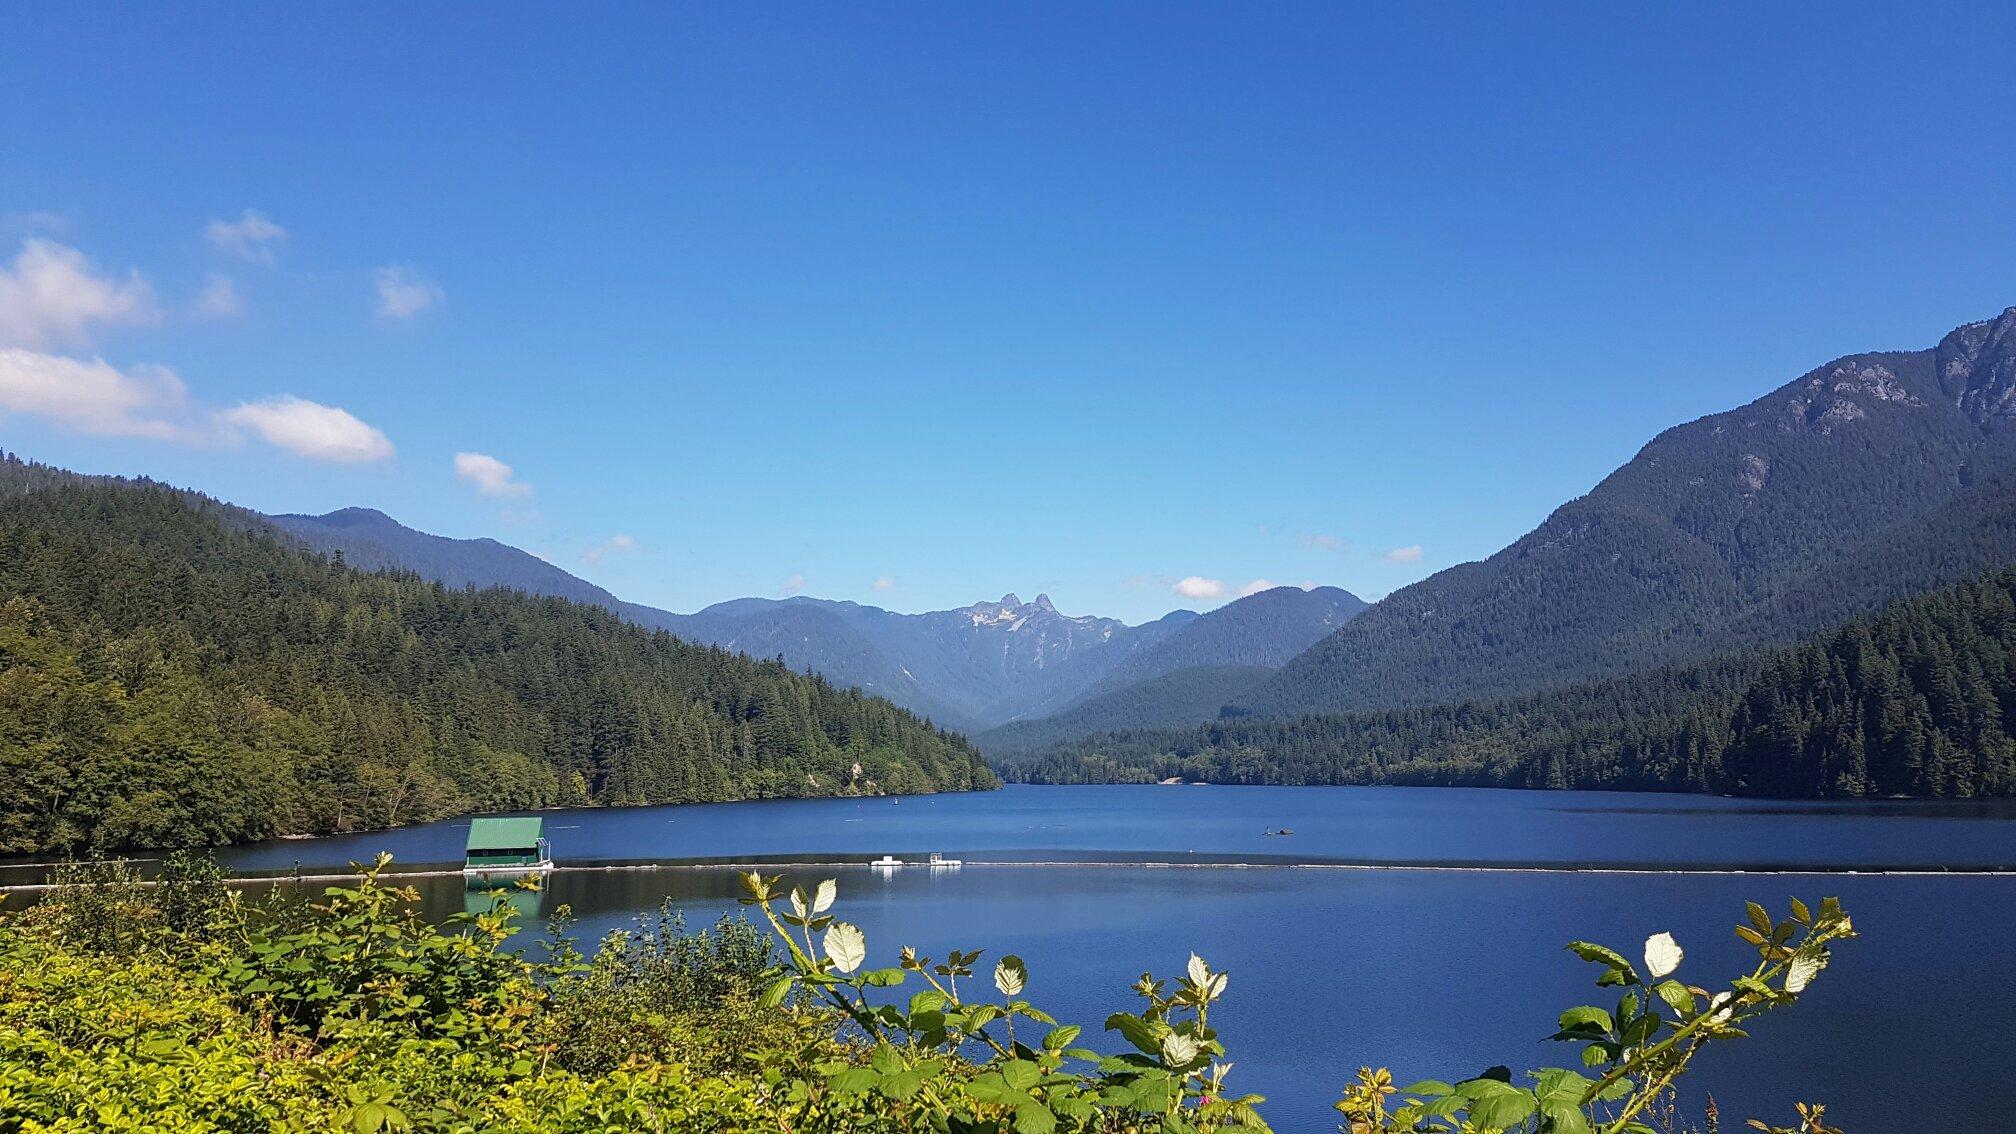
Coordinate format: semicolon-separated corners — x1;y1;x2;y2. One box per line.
189;786;2016;1130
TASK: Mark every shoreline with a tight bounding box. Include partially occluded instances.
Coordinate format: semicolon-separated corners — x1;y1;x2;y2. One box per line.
7;855;2016;893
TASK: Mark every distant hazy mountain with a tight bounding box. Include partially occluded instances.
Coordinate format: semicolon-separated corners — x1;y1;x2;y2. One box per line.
258;509;1368;736
977;665;1278;755
270;508;627;609
656;593;1200;732
973;584;1367;753
1242;306;2016;718
1076;585;1364;699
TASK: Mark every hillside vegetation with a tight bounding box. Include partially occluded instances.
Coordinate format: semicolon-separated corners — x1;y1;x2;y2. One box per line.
1005;566;2016;799
1241;308;2016;719
0;854;1854;1134
0;453;993;854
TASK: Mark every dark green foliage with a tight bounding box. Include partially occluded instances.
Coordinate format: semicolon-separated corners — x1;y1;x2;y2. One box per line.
979;665;1277;756
1243;309;2016;719
0;451;994;854
1006;567;2016;798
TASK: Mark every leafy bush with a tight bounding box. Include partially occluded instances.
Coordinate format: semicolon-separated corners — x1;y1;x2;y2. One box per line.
0;857;1858;1133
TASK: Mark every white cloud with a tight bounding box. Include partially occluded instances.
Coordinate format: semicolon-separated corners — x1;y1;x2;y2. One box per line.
453;451;532;499
374;265;443;319
224;396;394;463
1383;545;1424;563
1299;532;1347;553
0;348;194;440
582;534;636;565
1174;576;1226;600
872;575;896;592
779;572;807;596
1237;579;1281;598
0;239;158;349
192;274;243;319
205;210;288;263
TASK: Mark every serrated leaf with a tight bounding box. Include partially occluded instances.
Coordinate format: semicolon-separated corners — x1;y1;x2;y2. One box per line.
814;878;837;913
1643;932;1683;979
1785;953;1824;993
823;921;866;974
995;954;1028;997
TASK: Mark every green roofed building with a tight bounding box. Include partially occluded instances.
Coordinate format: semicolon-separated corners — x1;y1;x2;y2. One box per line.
464;816;552;886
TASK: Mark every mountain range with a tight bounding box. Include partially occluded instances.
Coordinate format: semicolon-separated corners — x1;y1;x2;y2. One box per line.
1236;305;2016;718
268;506;1365;735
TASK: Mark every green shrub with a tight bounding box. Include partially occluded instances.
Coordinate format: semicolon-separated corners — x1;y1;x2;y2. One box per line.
0;858;1858;1133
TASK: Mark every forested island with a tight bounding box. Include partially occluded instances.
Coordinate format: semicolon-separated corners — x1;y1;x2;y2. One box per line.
1003;567;2016;799
0;454;994;855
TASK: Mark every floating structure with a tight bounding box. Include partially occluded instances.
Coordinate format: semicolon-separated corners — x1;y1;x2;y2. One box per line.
464;816;553;888
928;852;963;867
871;854;903;869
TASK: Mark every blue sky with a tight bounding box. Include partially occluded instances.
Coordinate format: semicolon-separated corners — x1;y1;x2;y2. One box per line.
3;4;2012;622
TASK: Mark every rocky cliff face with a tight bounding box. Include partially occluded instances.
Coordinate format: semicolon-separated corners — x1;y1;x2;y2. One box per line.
1940;306;2016;426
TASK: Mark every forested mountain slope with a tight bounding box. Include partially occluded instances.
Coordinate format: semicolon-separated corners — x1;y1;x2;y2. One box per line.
977;664;1277;755
1004;565;2016;799
271;507;630;611
1068;585;1363;705
1243;307;2016;717
0;453;993;854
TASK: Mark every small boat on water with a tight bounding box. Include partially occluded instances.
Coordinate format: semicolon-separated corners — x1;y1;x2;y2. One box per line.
928;852;963;867
871;854;903;868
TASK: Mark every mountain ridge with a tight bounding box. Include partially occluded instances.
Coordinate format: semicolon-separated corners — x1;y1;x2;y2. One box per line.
1238;306;2016;719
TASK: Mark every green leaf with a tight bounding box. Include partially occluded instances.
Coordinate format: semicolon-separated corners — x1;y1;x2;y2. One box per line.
1400;1080;1454;1097
1556;1006;1613;1034
878;1069;924;1099
1458;1080;1537;1129
828;1067;881;1095
759;975;794;1009
1566;941;1637;981
1042;1024;1082;1050
1746;902;1772;934
1013;1102;1058;1134
1001;1059;1042;1092
1654;979;1695;1015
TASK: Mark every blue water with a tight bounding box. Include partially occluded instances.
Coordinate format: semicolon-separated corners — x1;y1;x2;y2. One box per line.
213;782;2016;872
197;787;2016;1130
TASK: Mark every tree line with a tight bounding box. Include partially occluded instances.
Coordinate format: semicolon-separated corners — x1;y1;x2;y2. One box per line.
0;453;994;854
1004;566;2016;798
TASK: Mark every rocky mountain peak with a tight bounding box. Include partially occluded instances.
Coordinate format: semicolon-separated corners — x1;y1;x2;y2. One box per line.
1939;306;2016;426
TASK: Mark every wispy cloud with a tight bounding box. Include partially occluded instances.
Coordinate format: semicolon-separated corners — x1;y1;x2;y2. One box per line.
1383;545;1423;563
1298;532;1347;553
224;396;395;463
192;274;243;319
453;451;532;499
205;209;288;263
583;534;637;565
0;239;158;349
872;575;897;592
374;265;443;319
779;572;807;596
1237;579;1281;597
